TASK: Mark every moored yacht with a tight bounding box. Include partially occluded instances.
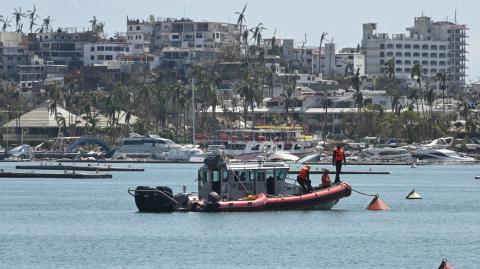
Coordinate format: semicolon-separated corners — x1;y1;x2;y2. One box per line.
114;133;182;158
200;126;318;159
413;148;477;163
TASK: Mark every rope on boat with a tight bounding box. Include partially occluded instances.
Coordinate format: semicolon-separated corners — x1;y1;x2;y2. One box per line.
346;186;378;197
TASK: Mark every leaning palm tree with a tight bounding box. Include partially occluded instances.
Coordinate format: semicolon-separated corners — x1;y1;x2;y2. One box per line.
27;5;39;33
0;16;12;32
12;7;25;32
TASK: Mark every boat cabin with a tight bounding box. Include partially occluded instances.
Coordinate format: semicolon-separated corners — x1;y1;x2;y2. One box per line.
197;159;293;200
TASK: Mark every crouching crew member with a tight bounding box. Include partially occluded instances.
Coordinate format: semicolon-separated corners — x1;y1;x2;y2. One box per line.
321;169;331;189
332;145;346;183
297;165;313;193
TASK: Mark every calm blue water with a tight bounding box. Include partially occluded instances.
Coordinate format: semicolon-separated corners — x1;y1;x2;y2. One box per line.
0;161;479;268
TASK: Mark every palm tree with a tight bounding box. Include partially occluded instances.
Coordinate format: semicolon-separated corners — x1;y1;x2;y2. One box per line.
235;4;247;44
249;23;266;46
411;64;425;117
436;71;451;120
318;32;328;74
12;7;25;32
27;5;39;33
89;16;97;30
351;69;363;111
39;15;53;33
384;58;395;78
0;16;12;32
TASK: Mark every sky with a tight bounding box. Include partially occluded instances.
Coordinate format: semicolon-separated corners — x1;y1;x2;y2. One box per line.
4;0;480;81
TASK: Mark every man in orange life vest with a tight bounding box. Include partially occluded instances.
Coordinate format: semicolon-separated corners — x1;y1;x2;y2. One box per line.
332;145;346;183
297;165;313;193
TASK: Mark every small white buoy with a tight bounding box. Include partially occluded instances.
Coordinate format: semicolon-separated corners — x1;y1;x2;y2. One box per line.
411;164;417;168
406;189;422;199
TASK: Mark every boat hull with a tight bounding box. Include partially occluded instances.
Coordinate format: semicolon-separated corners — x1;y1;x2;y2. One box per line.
192;183;351;212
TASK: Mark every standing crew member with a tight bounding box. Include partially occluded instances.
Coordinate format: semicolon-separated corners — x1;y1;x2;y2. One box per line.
297;165;313;193
321;169;331;189
332;145;346;183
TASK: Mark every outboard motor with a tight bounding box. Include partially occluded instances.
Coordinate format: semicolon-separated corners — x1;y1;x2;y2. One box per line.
204;191;221;212
134;186;176;212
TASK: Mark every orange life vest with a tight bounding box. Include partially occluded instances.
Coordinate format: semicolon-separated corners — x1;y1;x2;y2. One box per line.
334;148;345;161
321;174;331;187
297;167;309;180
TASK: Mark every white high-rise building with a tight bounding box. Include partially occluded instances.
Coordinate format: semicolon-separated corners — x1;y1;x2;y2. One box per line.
362;15;468;88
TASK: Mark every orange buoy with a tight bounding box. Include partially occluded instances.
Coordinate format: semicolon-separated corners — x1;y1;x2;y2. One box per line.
438;259;454;269
367;195;390;211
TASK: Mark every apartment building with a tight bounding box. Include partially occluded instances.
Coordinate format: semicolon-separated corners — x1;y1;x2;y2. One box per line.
127;17;241;53
0;32;29;80
362;15;468;88
28;28;101;66
83;42;133;66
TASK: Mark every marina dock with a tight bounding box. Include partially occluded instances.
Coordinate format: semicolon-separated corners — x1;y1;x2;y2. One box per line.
16;164;144;172
0;171;112;179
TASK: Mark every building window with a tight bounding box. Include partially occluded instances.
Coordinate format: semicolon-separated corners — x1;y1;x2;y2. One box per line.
97;46;104;51
380;44;385;49
136;26;140;30
387;52;393;57
90;55;94;60
405;60;411;65
413;52;420;57
413;60;420;65
430;53;437;58
396;60;402;65
196;33;204;39
413;44;420;49
439;45;446;50
396;44;403;49
106;46;113;51
395;52;402;57
439;53;446;58
404;44;411;49
422;44;429;50
422;53;429;57
396;68;403;73
431;45;438;50
431;61;437;66
422;60;429;65
439;61;446;66
380;52;385;57
404;68;411;73
105;55;113;60
90;47;95;52
97;55;104;60
404;52;411;57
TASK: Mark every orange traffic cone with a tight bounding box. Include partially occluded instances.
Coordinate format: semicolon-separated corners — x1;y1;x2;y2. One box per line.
438;259;454;269
367;195;389;210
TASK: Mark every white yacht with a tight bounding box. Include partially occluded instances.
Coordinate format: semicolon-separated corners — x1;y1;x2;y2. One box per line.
414;148;477;163
155;145;211;162
360;147;414;162
114;133;182;158
204;126;318;159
